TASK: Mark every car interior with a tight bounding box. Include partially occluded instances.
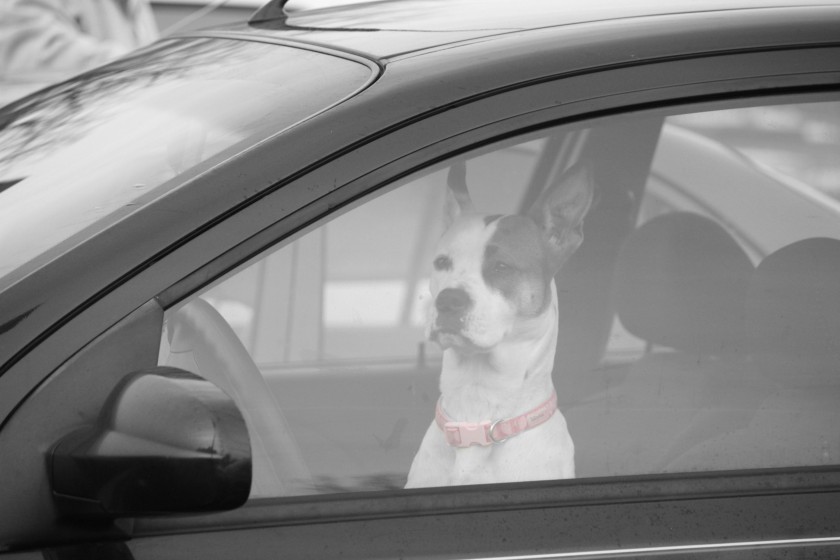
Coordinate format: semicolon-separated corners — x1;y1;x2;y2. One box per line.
159;98;840;497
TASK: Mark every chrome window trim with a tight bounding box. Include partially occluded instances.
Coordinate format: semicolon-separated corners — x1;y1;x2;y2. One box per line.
483;536;840;559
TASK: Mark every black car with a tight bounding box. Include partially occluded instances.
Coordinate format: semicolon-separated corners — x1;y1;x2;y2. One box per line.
2;0;840;557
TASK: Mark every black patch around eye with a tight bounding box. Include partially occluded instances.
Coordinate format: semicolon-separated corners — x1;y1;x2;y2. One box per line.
483;249;519;298
483;215;554;316
434;255;453;271
490;260;515;275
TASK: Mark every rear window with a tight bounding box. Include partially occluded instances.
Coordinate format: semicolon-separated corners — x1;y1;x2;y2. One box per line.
0;37;373;288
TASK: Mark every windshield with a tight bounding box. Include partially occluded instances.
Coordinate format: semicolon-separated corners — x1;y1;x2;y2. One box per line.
0;37;373;289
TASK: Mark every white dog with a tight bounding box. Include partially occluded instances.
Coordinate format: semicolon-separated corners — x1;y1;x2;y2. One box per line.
406;161;594;487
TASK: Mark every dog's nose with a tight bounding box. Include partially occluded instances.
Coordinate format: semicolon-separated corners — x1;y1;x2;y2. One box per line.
436;288;472;314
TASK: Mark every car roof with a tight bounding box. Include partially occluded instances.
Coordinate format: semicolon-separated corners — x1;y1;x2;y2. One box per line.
242;0;840;59
281;0;840;29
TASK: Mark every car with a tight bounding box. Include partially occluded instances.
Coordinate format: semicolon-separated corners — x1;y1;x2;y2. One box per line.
1;0;840;556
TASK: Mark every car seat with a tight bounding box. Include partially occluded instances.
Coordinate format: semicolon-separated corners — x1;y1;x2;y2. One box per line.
566;212;757;476
613;211;754;356
164;297;314;496
667;237;840;471
746;237;840;373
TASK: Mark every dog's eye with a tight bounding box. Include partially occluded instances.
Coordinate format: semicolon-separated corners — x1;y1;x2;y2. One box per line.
493;262;513;273
434;256;453;271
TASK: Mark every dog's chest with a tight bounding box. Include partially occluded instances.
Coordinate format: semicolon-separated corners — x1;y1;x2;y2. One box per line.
447;446;498;485
435;422;560;485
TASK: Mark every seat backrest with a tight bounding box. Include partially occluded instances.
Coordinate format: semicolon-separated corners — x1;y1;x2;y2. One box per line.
164;298;314;496
662;238;840;472
613;212;754;356
746;237;840;378
566;213;756;476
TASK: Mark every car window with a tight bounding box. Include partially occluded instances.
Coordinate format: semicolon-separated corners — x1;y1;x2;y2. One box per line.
161;95;840;498
0;37;373;289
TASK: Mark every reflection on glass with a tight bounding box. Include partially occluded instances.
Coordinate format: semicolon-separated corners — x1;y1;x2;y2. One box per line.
0;38;371;286
672;102;840;198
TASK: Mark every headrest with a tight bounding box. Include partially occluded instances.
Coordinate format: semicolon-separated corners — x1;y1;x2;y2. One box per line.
746;237;840;369
614;212;754;355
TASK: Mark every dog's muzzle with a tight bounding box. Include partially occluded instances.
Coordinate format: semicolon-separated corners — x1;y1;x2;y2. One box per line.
435;392;558;447
434;287;471;332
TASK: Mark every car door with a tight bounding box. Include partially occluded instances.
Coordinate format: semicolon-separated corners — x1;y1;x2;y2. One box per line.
2;41;840;559
144;89;840;559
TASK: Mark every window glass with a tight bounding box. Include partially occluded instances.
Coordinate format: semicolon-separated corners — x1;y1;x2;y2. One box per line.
0;38;372;288
161;96;840;498
671;102;840;198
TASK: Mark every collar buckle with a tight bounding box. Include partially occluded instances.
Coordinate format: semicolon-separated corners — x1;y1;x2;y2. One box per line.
443;421;492;447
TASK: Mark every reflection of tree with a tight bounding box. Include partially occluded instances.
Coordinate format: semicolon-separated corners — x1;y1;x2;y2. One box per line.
0;38;253;177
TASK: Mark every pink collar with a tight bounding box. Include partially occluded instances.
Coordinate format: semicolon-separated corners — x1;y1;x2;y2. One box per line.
435;391;558;448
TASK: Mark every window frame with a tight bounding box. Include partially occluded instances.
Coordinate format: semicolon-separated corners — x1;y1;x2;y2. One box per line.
160;89;840;494
150;81;840;519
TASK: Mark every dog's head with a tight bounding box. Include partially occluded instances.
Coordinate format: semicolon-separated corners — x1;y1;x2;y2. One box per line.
427;161;595;353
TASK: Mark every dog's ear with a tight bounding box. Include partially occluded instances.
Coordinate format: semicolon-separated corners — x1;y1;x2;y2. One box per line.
528;162;595;272
443;161;474;228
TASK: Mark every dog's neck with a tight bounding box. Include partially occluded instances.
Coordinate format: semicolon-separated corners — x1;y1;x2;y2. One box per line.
438;280;559;422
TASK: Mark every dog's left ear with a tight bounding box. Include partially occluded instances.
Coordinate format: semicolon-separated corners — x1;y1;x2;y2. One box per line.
528;162;595;272
443;160;475;228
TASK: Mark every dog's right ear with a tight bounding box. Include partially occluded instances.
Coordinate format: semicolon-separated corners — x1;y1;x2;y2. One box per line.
529;162;595;272
443;161;474;228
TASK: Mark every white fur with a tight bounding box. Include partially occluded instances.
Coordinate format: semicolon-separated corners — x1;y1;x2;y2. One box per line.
406;216;575;487
427;216;515;350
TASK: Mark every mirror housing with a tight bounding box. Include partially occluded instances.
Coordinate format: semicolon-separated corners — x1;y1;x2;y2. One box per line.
49;367;251;518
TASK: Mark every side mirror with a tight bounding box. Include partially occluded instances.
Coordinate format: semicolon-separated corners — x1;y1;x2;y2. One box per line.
49;367;251;518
